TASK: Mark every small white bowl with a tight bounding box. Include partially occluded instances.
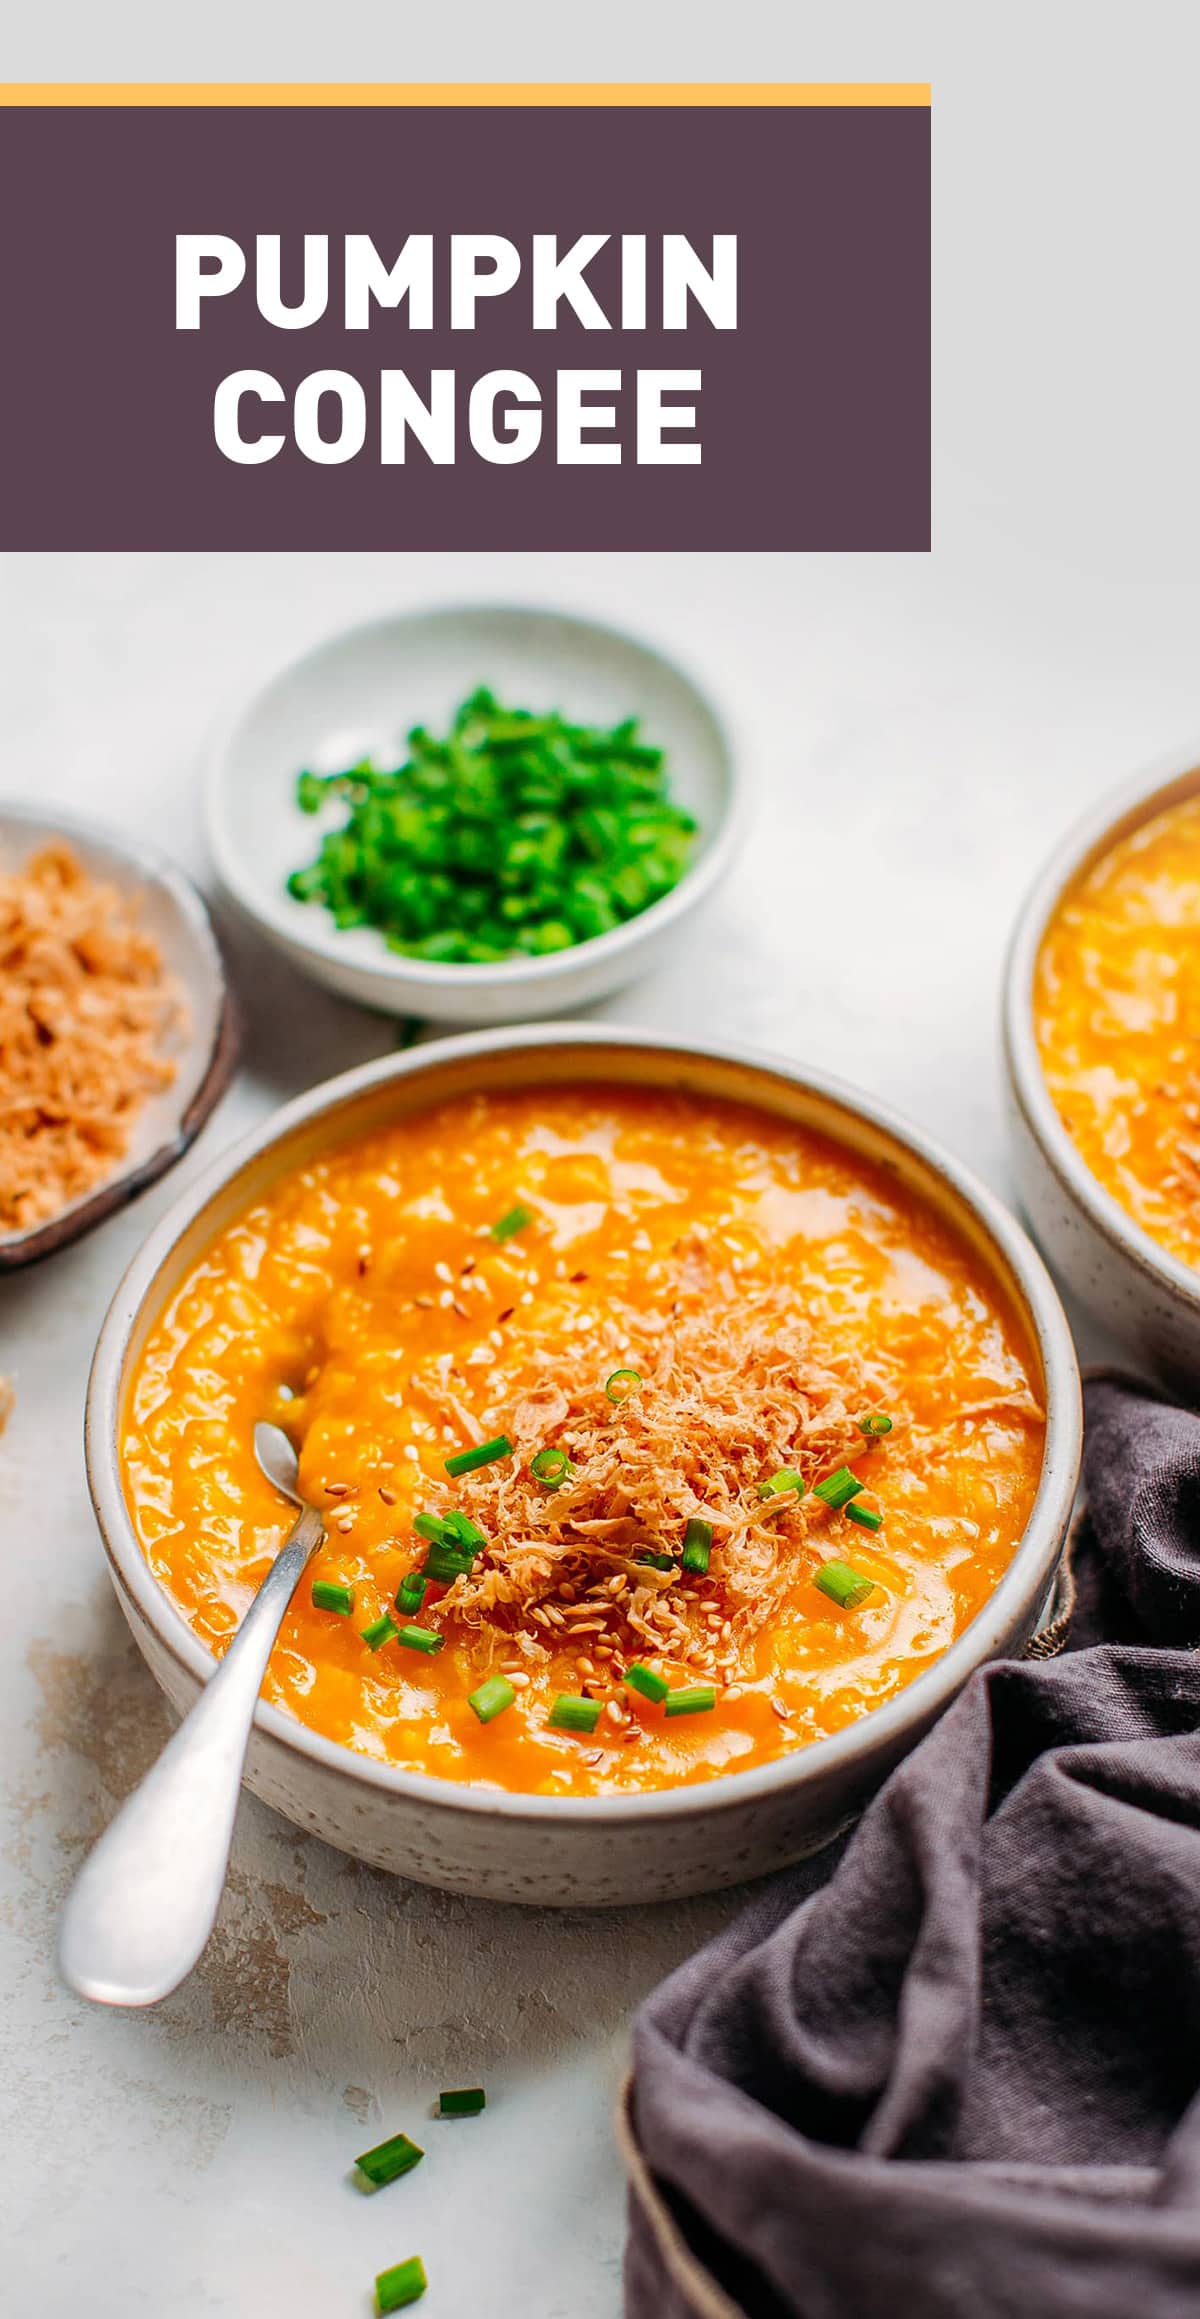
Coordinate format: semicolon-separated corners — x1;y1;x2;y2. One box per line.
0;803;237;1269
204;603;743;1023
87;1024;1080;1907
1004;747;1200;1386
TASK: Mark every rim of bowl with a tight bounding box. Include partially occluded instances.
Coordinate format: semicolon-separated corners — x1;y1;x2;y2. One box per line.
86;1022;1081;1831
0;799;239;1269
203;601;749;996
1003;744;1200;1318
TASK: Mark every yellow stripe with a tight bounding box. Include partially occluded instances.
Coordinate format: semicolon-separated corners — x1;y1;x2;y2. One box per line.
0;81;930;108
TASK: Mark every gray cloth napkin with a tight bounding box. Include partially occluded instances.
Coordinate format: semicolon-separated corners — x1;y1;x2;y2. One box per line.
624;1376;1200;2319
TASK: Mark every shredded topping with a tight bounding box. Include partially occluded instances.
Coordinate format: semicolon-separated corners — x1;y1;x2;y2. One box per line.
410;1288;886;1686
0;844;184;1232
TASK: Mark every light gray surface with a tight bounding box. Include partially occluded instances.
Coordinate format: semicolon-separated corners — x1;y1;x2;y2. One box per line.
7;11;1200;2307
0;539;1175;2319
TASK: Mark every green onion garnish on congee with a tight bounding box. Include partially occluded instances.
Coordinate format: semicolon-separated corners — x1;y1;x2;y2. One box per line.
445;1435;513;1478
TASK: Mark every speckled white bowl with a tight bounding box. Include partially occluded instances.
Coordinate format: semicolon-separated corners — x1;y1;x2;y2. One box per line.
87;1026;1081;1907
1004;750;1200;1390
205;604;744;1024
0;802;238;1269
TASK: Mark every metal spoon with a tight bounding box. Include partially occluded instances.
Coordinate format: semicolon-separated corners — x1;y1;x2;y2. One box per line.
58;1424;323;2007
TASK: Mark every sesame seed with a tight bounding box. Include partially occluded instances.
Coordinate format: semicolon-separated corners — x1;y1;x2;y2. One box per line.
379;1487;396;1505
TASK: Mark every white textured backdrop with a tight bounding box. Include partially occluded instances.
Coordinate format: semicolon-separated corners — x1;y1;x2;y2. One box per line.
6;6;1200;2311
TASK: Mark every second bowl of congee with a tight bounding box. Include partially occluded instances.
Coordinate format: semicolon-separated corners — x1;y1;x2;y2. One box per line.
1008;760;1200;1381
91;1032;1080;1902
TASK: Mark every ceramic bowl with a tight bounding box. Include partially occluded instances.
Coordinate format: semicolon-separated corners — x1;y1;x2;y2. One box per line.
86;1025;1081;1907
1004;750;1200;1389
204;603;744;1024
0;803;238;1269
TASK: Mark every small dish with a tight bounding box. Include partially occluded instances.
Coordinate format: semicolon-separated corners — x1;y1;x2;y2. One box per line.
87;1024;1081;1907
204;603;744;1024
1004;747;1200;1385
0;803;238;1269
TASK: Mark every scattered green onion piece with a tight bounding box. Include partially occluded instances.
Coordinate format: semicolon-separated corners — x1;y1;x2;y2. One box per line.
439;2087;486;2117
355;2131;425;2188
858;1412;893;1438
441;1509;487;1550
361;1614;399;1652
375;2256;428;2312
530;1446;572;1490
548;1693;602;1733
681;1517;713;1573
757;1468;806;1501
814;1559;876;1609
311;1579;353;1616
468;1675;515;1724
396;1623;445;1656
845;1501;884;1534
395;1573;428;1615
492;1202;533;1241
445;1434;513;1478
413;1512;447;1545
605;1367;643;1404
813;1466;864;1510
636;1551;676;1572
624;1662;670;1704
665;1684;717;1717
422;1538;475;1585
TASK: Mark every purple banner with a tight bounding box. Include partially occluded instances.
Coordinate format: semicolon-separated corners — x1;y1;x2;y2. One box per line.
0;102;930;549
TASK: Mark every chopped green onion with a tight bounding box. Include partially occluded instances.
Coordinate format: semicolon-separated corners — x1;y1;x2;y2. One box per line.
311;1579;353;1616
375;2256;427;2312
624;1662;670;1704
439;2087;486;2117
636;1551;676;1572
814;1559;876;1608
665;1684;717;1717
548;1693;602;1733
413;1512;447;1545
286;693;696;970
846;1501;884;1534
445;1434;513;1478
757;1468;806;1501
858;1412;893;1437
605;1367;643;1403
468;1675;515;1724
396;1623;445;1655
681;1517;713;1573
441;1509;486;1550
422;1538;475;1585
492;1202;533;1241
395;1573;428;1614
530;1446;572;1490
812;1466;864;1510
355;2131;424;2188
361;1614;399;1652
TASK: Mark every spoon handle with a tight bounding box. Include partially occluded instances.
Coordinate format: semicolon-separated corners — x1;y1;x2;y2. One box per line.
58;1504;324;2007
